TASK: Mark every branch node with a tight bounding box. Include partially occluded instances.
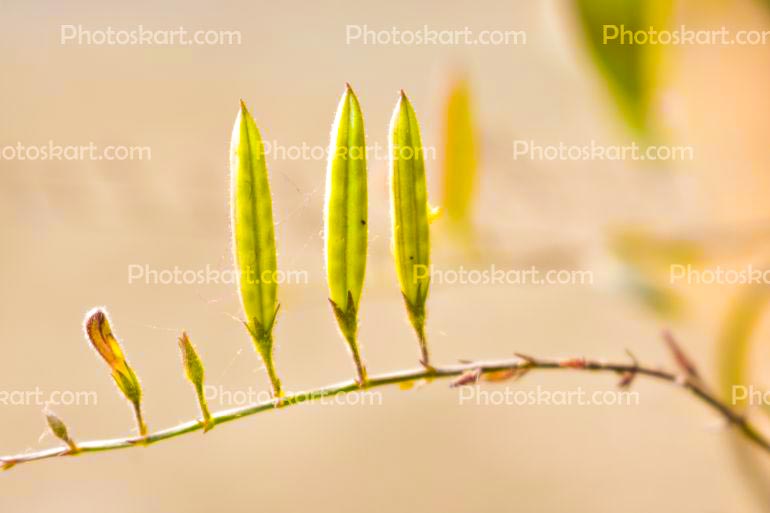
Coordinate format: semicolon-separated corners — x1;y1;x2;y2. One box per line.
1;458;17;471
420;359;437;373
560;357;587;369
483;367;530;383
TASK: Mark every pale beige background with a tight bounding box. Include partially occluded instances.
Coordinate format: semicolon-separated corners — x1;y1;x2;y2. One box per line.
2;0;770;511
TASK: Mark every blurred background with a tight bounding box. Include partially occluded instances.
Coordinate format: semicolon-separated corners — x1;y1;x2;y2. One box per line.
2;0;770;511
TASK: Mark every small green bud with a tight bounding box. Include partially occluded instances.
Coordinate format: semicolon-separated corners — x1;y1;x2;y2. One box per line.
45;411;78;452
178;332;214;432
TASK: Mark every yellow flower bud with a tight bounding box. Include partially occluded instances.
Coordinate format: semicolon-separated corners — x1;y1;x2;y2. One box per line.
84;308;147;437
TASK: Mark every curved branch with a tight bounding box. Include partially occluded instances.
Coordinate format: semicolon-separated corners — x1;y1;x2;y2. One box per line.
2;352;769;471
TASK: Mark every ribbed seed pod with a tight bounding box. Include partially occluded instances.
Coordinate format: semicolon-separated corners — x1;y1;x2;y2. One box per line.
84;308;147;437
325;83;368;384
389;91;432;367
178;332;213;431
230;100;282;398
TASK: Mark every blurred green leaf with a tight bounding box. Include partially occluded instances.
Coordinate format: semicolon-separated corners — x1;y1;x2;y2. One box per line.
574;0;671;134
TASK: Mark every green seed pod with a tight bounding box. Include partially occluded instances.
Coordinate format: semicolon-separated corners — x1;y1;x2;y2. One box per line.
325;84;368;384
84;308;147;437
389;91;432;367
178;332;214;432
230;100;282;398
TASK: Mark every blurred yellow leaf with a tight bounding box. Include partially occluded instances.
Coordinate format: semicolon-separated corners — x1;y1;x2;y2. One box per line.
441;77;478;233
718;286;769;407
610;228;704;318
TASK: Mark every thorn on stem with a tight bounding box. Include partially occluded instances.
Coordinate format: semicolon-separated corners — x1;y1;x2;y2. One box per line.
625;349;639;367
514;352;538;365
662;329;700;380
450;368;482;388
618;349;640;388
617;372;636;388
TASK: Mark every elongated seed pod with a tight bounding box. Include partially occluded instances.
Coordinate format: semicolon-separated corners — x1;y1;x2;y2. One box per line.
326;84;368;313
389;91;432;366
230;100;282;397
84;308;147;437
325;83;368;384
